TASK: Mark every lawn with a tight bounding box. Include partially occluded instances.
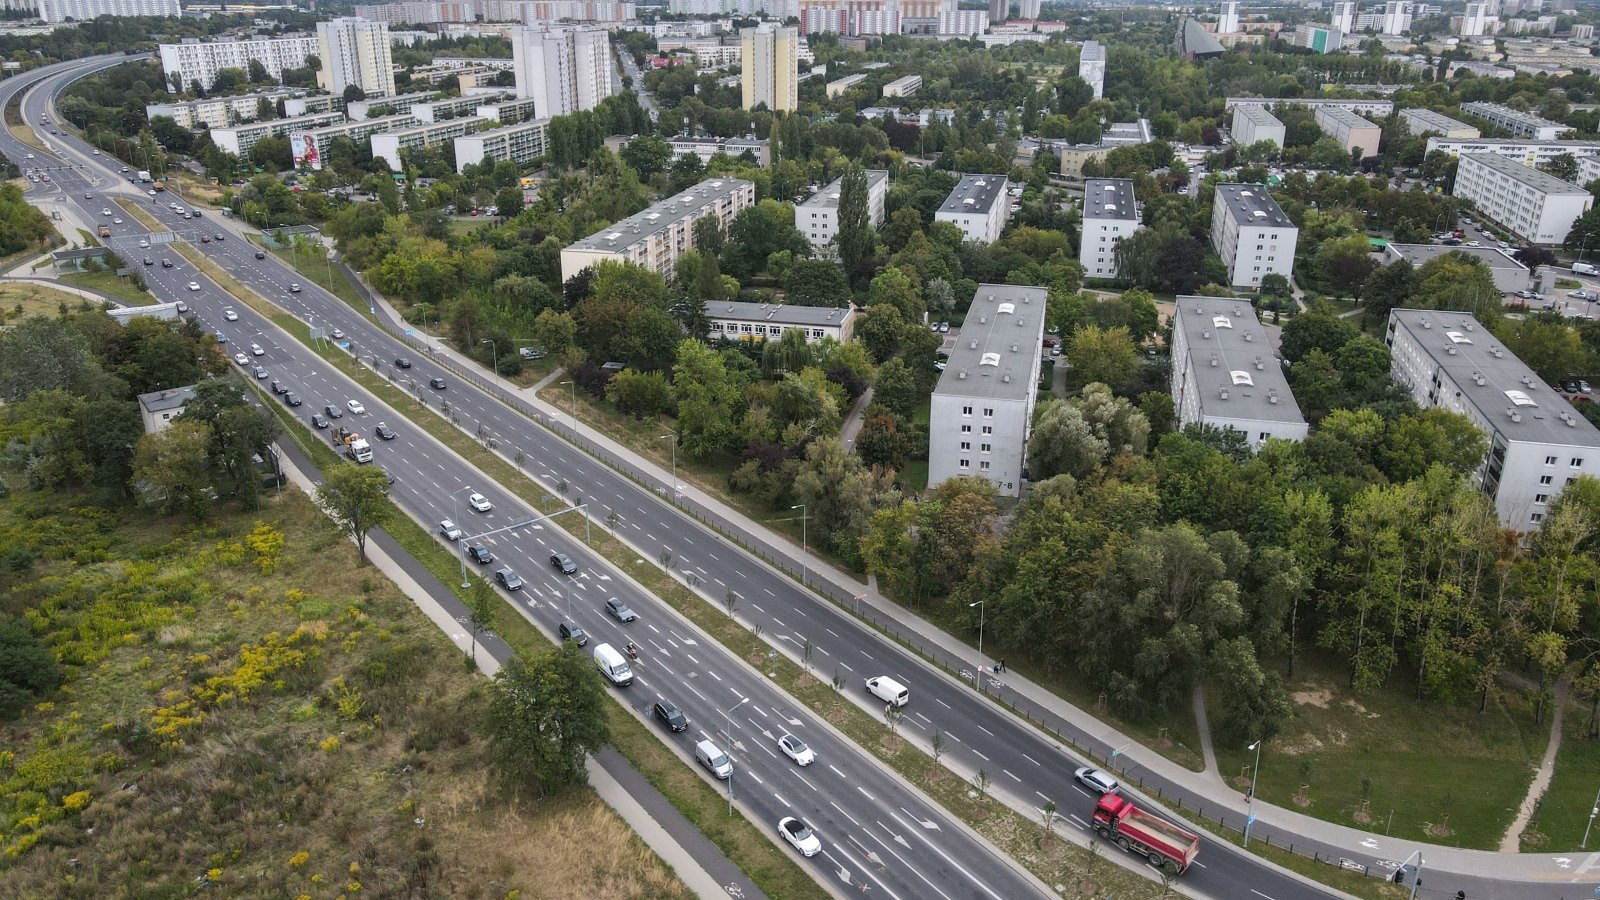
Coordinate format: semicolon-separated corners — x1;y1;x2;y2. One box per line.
0;280;86;324
1211;651;1545;850
1519;696;1600;851
60;266;152;307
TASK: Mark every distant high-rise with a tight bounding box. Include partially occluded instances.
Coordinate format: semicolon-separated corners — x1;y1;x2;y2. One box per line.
1016;0;1039;18
510;25;614;118
1079;40;1104;99
38;0;177;22
1458;1;1493;34
317;17;396;98
1380;0;1413;34
988;0;1006;23
1330;0;1356;31
740;24;797;112
1218;0;1239;33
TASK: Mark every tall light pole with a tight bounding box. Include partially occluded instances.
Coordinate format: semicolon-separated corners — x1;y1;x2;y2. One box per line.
1584;785;1600;849
1243;738;1263;847
659;432;678;501
718;696;751;815
969;599;986;693
480;338;498;377
559;379;576;430
790;503;808;585
453;486;475;588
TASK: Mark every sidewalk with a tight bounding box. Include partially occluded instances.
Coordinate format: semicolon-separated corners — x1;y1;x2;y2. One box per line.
333;256;1599;886
272;436;765;900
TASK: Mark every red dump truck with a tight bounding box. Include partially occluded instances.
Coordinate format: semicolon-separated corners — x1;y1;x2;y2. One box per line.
1091;793;1201;875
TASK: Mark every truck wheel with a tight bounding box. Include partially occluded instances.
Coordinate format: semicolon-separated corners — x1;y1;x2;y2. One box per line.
1146;852;1165;870
1093;824;1108;839
1116;837;1131;853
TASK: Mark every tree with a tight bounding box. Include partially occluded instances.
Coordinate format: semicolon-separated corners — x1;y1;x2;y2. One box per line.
867;267;924;323
0;316;92;402
1415;251;1502;321
343;84;367;104
1541;152;1579;182
1065;325;1140;391
605;368;672;418
488;645;610;794
1028;399;1109;481
786;258;851;307
494;185;524;218
1279;304;1357;362
1361;259;1418;325
1565;205;1600;253
533;308;578;359
467;578;497;667
873;357;921;419
315;462;392;565
836;162;874;278
1315;234;1379;293
673;339;741;458
0;614;61;720
620;134;672;180
132;421;213;521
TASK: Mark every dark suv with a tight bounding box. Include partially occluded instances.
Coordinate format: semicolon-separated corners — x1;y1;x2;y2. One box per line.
550;552;577;574
494;567;523;591
652;700;688;732
558;621;588;646
467;543;494;564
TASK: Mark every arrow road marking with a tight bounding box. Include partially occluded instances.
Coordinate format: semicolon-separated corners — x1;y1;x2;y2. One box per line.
900;808;940;831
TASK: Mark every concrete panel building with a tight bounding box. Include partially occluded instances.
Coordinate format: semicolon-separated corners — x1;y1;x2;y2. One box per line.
561;178;756;282
137;385;195;434
927;284;1048;497
453;117;549;171
1425;137;1600;166
706;301;857;344
1462;101;1573;139
146;91;299;130
1330;0;1357;31
1212;183;1299;290
1399;107;1480;139
1291;24;1344;52
883;74;922;97
1386;308;1600;528
159;35;319;93
826;73;868;97
1079;178;1139;280
476;96;542;124
39;0;176;20
372;117;487;170
665;134;770;166
1382;243;1530;293
292;113;419;168
1380;0;1413;34
741;24;798;112
1458;1;1494;34
317;17;396;99
1453;151;1592;244
935;174;1010;244
1314;106;1382;157
1170;295;1308;450
1232;103;1286;148
795;169;889;248
208;110;348;157
511;25;614;118
1218;0;1239;33
347;91;436;119
1079;40;1105;99
1226;97;1393;116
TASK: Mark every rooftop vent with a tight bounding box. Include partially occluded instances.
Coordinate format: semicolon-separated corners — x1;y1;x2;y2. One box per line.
1509;409;1523;423
997;302;1015;315
1240;190;1254;197
1506;389;1538;407
1268;388;1280;404
1447;346;1458;355
1010;344;1019;352
1209;353;1220;367
980;352;1001;366
1244;332;1255;342
1563;411;1577;426
969;340;979;349
1446;330;1473;344
1254;355;1265;370
1493;348;1504;358
1475;373;1487;386
1212;315;1233;329
1002;373;1012;383
1219;387;1230;399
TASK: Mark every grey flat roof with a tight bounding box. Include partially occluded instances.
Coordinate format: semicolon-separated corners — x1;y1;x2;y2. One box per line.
1175;295;1306;425
1400;107;1476;134
1389;309;1600;447
1236;103;1284;127
935;285;1047;401
1462;100;1567;129
1385;243;1529;271
566;178;754;254
939;174;1007;216
1216;183;1295;228
1083;178;1138;221
799;170;888;211
1461;151;1588;195
1081;39;1104;61
137;385;196;414
707;301;854;327
1316;106;1377;129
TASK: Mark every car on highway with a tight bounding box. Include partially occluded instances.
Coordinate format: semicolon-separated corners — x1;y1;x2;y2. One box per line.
253;366;267;379
494;567;523;591
84;192;91;199
214;332;227;344
284;393;301;407
223;309;238;321
429;376;447;389
142;257;152;266
161;259;173;268
1075;767;1120;795
467;543;494;564
777;733;815;766
395;357;412;369
250;343;264;356
100;207;110;216
331;328;345;340
187;282;201;291
323;404;343;419
212;232;222;241
467;492;492;512
200;235;210;243
233;352;250;366
112;218;121;225
605;597;637;622
558;621;588;646
270;380;286;395
374;423;395;440
310;413;329;429
254;250;265;259
439;519;462;541
550;552;577;574
288;283;301;293
778;818;821;857
346;400;365;415
652;700;688;732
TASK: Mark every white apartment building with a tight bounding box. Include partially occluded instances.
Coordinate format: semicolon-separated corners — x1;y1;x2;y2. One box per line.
282;94;342;117
1452;151;1592;244
1226;97;1394;116
665;134;770;166
1079;178;1140;279
146;91;296;130
453;117;550;171
926;284;1048;498
1079;40;1105;100
1291;24;1344;52
883;74;921;97
1330;0;1356;31
1579;154;1600;186
292;113;418;168
372;116;487;170
795;169;889;248
1211;183;1299;290
1170;295;1308;450
208;110;347;157
741;24;798;112
1386;309;1600;528
1232;103;1285;148
39;0;175;20
1462;101;1572;139
936;9;988;35
476;96;541;124
1426;136;1600;166
1459;1;1495;34
826;73;868;97
706;301;857;345
511;25;614;118
1450;60;1516;79
1572;23;1594;39
1381;0;1413;34
1218;0;1239;33
1399;107;1480;139
935;174;1009;244
560;178;756;282
1314;106;1382;156
347;91;437;119
411;93;507;122
158;35;319;93
318;18;396;99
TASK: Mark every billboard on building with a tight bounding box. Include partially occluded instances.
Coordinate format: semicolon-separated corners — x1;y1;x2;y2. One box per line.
289;133;322;170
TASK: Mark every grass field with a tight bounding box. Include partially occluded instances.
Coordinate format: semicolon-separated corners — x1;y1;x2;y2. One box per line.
0;280;86;324
1211;651;1545;850
60;266;151;306
1519;697;1600;851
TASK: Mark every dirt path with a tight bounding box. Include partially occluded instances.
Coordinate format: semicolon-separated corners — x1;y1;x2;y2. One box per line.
1502;679;1568;851
1193;682;1221;782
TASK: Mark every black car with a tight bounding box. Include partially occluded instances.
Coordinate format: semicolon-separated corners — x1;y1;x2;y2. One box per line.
142;257;152;266
161;259;173;268
605;597;638;623
550;552;577;575
310;412;329;428
558;621;588;646
270;380;287;395
374;423;396;440
652;700;688;732
254;250;265;259
467;543;494;564
395;357;412;369
494;567;523;591
323;404;343;419
285;392;302;407
429;376;447;390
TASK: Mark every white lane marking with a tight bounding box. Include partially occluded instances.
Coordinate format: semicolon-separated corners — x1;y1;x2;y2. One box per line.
1249;891;1275;900
885;809;1008;900
828;764;847;780
1022;753;1040;767
935;698;952;710
976;724;995;737
866;825;955;900
706;670;721;682
970;749;988;761
825;628;838;637
1003;769;1021;783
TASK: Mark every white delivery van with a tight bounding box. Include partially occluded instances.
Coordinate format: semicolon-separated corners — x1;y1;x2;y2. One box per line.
694;740;733;779
594;643;634;687
1575;261;1598;276
865;675;909;707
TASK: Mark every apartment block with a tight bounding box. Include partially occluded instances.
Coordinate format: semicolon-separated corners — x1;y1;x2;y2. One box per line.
347;91;437;119
293;113;419;168
145;91;298;130
560;178;756;282
1453;151;1592;244
511;25;614;118
935;174;1009;244
1462;100;1573;139
826;73;868;97
282;94;343;118
741;24;798;112
476;96;542;124
1231;103;1285;148
1079;40;1105;99
706;301;857;344
1226;97;1393;116
1314;106;1382;157
1218;0;1239;32
1458;1;1494;34
1077;178;1140;279
318;18;396;99
372;116;488;170
1399;107;1480;139
1170;295;1308;450
927;285;1048;498
1382;243;1530;293
411;93;507;122
937;9;988;35
883;74;922;97
1386;308;1600;528
795;169;889;248
158;35;319;92
39;0;175;19
453;117;550;171
1211;183;1299;289
665;134;771;166
1425;136;1600;166
1380;0;1413;34
208;110;347;157
1291;23;1344;52
1330;0;1356;31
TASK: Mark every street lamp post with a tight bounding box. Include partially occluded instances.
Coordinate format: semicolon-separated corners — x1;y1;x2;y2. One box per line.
1584;785;1600;849
454;486;475;588
1244;739;1263;847
969;599;986;693
718;696;751;815
559;379;576;431
480;338;498;377
789;503;808;585
659;432;678;500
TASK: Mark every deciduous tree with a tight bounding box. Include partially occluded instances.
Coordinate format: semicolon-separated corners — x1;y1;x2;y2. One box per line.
315;462;393;565
488;645;610;794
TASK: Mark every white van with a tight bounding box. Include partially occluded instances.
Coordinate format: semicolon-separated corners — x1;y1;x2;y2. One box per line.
1575;261;1598;276
593;643;633;687
694;739;733;779
865;675;909;707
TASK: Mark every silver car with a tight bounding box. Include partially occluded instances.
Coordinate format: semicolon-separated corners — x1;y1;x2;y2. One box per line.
1074;767;1120;795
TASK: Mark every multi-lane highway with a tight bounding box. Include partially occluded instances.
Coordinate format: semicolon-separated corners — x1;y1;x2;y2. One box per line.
11;54;1594;900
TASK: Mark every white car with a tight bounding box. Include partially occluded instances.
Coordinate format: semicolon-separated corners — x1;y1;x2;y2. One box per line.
331;328;345;339
467;492;492;512
233;352;250;366
138;239;149;249
777;733;815;766
223;309;238;321
778;817;821;857
346;400;366;415
250;343;264;356
100;207;112;216
1074;767;1120;795
187;282;201;291
112;218;122;225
